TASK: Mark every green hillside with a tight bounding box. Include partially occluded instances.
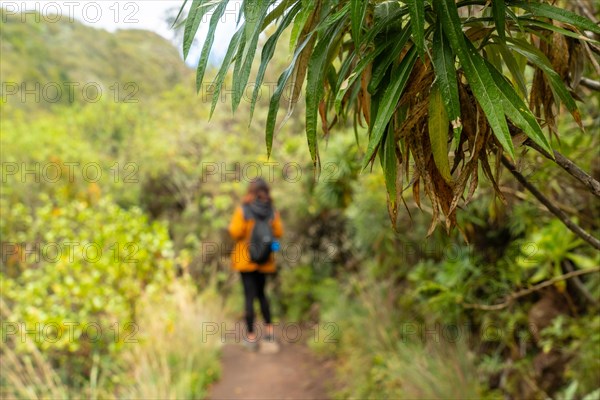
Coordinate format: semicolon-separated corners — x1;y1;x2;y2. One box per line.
0;8;191;110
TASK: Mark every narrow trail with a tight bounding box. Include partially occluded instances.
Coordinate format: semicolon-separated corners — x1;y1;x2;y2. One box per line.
208;327;335;400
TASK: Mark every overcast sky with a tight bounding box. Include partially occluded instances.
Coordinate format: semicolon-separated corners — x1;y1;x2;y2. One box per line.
1;0;239;64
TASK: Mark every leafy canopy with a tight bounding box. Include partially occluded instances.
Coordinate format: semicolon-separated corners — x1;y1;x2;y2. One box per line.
175;0;599;234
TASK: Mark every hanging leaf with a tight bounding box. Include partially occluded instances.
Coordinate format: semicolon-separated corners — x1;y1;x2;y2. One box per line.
306;17;347;164
350;0;368;42
172;0;189;27
369;24;412;93
183;0;216;59
491;0;506;40
195;0;228;93
406;0;426;58
509;1;600;35
232;0;270;112
290;0;315;50
334;36;396;114
485;59;553;156
507;38;582;127
266;33;315;157
492;41;528;98
431;20;461;142
434;0;515;159
363;47;418;168
428;82;453;184
380;125;398;208
249;3;302;122
209;28;244;118
262;0;296;29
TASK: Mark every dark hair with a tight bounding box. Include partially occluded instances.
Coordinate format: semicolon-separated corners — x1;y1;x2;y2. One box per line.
243;178;272;204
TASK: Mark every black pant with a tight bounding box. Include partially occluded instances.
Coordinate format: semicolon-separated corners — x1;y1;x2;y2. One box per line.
240;271;271;333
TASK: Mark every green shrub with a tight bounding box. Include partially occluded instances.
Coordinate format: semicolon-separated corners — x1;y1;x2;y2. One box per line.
1;195;175;387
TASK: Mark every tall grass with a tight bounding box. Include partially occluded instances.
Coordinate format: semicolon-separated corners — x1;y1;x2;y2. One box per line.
307;274;485;399
1;280;223;399
119;280;223;399
1;298;69;399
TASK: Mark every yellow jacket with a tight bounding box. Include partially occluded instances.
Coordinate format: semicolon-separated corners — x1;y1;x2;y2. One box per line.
228;205;283;273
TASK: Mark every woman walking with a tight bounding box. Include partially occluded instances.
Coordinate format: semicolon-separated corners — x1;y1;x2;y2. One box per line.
228;178;283;350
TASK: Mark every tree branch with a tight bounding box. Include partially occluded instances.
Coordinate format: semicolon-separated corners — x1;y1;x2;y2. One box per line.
463;266;600;311
564;259;599;306
525;139;600;198
501;156;600;250
580;77;600;91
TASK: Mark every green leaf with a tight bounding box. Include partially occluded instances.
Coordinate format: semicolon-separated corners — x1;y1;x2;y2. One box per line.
209;28;244;118
250;3;302;122
363;47;418;168
360;2;409;47
266;34;315;157
261;0;296;29
434;0;515;159
368;24;412;94
519;18;599;42
485;59;552;156
492;41;528;98
306;18;347;164
350;0;368;42
290;0;314;50
506;38;582;127
334;37;395;114
491;0;506;40
428;82;453;183
380;125;398;206
195;0;229;93
232;0;270;112
431;20;461;142
183;0;215;59
509;1;600;35
406;0;426;58
172;0;189;27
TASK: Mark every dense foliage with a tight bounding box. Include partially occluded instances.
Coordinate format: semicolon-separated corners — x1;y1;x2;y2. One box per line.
176;0;600;238
1;3;599;399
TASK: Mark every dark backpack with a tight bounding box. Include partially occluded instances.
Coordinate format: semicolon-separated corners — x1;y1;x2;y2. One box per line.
243;204;274;265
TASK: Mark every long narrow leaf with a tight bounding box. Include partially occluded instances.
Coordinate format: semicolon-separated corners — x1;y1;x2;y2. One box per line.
195;0;229;93
428;82;453;183
209;28;244;118
351;0;368;42
485;59;553;156
492;41;528;98
266;33;315;157
509;1;600;35
363;48;418;168
507;38;582;127
519;18;598;42
183;0;216;59
369;24;412;93
491;0;506;40
289;1;314;50
406;0;426;58
232;0;271;111
431;20;461;141
249;3;302;122
334;38;394;114
306;18;347;164
172;0;189;27
380;125;398;207
359;3;409;47
434;0;515;159
262;0;296;29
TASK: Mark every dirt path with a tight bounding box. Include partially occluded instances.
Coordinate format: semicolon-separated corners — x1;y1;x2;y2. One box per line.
208;327;335;400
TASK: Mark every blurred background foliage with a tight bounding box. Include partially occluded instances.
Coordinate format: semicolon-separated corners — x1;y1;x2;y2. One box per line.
1;4;599;400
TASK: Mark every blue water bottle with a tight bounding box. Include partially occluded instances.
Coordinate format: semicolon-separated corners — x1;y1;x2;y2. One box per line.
271;240;280;252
